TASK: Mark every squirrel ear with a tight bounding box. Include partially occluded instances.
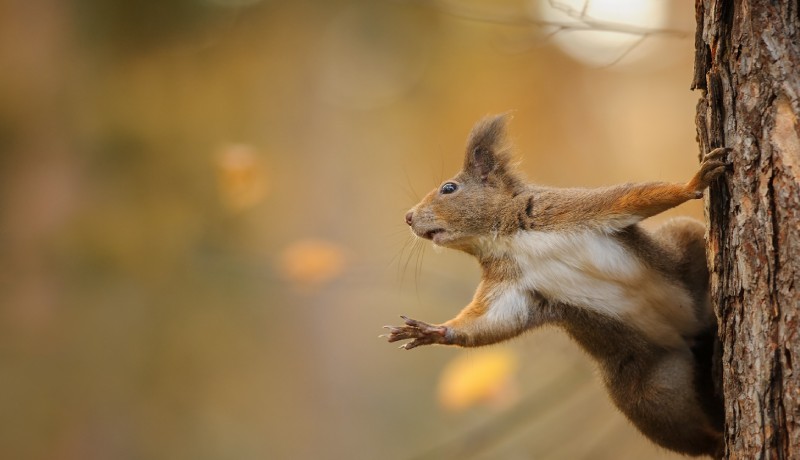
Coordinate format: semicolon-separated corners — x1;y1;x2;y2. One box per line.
464;113;512;181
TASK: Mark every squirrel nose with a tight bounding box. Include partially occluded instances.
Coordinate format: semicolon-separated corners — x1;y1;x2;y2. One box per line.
405;211;413;226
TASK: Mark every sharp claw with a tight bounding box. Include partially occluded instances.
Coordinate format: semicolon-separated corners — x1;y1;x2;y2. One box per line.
385;316;444;349
707;147;727;156
401;316;417;326
705;147;733;164
403;317;422;327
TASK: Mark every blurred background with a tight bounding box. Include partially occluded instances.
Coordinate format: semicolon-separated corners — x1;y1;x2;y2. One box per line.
0;0;703;459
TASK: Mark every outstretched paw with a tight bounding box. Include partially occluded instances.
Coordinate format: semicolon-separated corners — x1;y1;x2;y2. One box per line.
381;316;449;350
688;147;732;197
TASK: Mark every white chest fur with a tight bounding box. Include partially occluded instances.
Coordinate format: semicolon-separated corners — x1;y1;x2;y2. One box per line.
491;230;702;347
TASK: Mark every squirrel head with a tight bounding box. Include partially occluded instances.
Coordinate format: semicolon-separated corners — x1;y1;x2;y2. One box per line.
405;114;525;253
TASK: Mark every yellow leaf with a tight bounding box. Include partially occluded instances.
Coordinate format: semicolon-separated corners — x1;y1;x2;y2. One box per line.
438;348;519;411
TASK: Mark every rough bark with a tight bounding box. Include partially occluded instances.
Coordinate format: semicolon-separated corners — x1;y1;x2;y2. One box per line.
693;1;800;459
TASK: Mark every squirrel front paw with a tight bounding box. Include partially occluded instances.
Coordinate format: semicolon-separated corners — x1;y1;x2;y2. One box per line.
382;316;449;350
688;147;731;197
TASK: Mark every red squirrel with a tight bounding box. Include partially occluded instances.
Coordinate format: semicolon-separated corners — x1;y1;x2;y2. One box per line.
383;114;728;457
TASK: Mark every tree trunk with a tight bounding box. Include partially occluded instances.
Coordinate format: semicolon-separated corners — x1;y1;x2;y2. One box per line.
693;0;800;458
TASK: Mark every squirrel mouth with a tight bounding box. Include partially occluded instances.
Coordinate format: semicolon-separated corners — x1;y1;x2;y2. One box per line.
423;229;445;240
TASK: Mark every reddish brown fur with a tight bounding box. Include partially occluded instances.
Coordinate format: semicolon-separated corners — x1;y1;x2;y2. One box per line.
384;115;730;457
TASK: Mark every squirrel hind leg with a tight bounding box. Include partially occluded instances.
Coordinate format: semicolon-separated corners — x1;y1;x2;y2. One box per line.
653;217;711;317
624;350;722;457
653;217;706;276
653;217;724;436
690;326;725;433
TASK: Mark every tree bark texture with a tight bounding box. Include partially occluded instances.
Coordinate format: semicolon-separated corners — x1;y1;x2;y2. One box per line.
693;1;800;458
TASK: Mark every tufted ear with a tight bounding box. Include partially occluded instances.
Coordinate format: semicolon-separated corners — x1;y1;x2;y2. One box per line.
463;114;513;181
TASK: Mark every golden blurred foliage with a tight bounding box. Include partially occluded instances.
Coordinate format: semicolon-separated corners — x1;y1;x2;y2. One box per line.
278;239;347;287
215;144;269;211
0;0;699;457
438;347;520;411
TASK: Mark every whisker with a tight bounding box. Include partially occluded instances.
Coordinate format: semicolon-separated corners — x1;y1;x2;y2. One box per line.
400;236;421;287
439;146;446;183
387;233;412;270
388;226;413;237
398;237;414;280
430;153;439;186
414;240;428;302
412;239;426;303
402;166;421;202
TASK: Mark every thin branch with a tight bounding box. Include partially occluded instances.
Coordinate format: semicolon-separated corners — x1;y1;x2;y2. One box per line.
549;0;591;21
432;0;690;38
578;0;590;18
602;34;648;67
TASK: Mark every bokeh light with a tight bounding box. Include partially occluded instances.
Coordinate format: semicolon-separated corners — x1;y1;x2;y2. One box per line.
533;0;670;67
438;348;520;411
278;239;347;287
216;144;269;211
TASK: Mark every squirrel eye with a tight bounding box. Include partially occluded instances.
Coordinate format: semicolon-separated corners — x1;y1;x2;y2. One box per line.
440;182;458;194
